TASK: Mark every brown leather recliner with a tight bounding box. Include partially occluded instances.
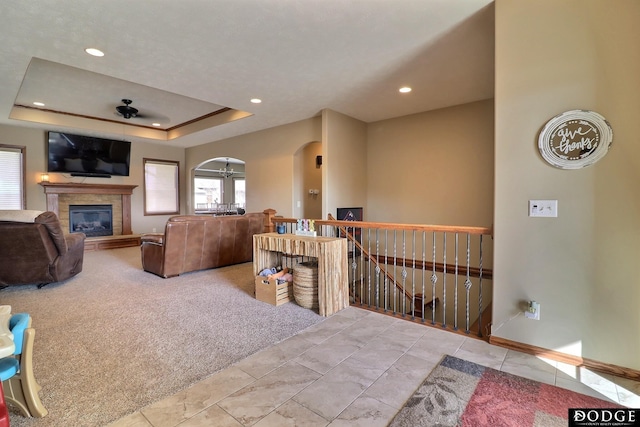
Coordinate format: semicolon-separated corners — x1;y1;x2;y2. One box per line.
0;210;85;288
140;212;266;278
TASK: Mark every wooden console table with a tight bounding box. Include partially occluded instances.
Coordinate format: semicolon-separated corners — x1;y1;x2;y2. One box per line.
253;233;348;316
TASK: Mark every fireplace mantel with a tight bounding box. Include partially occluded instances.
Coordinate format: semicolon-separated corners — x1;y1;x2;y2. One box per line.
39;183;137;235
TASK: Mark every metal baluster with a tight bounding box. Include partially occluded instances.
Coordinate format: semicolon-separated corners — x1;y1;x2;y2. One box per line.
384;229;388;312
465;233;472;334
401;230;407;317
477;234;483;337
454;233;459;331
375;229;380;312
367;228;372;308
421;231;426;323
351;226;359;307
411;230;416;319
350;226;357;306
359;225;364;306
393;230;398;314
431;232;437;326
442;233;447;328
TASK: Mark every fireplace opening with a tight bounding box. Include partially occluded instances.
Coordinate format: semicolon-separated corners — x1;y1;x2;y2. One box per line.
69;204;113;237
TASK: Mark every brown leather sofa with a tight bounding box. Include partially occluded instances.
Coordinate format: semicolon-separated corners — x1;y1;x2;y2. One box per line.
140;212;267;278
0;210;85;288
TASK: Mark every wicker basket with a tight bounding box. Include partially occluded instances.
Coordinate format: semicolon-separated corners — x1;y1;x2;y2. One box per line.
293;261;319;309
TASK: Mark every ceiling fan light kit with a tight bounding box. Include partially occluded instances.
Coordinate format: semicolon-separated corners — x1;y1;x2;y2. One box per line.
116;99;139;119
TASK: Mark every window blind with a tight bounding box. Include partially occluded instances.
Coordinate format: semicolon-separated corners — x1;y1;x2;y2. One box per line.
144;159;179;214
0;147;24;209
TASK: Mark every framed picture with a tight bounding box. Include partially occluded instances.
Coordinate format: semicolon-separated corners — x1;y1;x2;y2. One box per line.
538;109;613;169
337;207;363;222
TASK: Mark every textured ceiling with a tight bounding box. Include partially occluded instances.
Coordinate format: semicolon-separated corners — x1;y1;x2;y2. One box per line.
0;0;495;148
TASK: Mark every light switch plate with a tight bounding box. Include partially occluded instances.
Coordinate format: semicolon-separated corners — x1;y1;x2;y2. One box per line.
529;200;558;217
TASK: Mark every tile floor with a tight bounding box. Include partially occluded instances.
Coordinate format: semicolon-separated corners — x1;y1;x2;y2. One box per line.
108;306;640;427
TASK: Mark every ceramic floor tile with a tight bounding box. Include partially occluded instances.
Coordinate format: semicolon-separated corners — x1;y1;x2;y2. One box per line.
555;376;620;404
617;388;640;408
252;400;329;427
612;375;640;396
333;306;372;321
329;328;384;349
328;396;398;427
107;411;153;427
189;366;258;403
453;336;508;369
234;333;318;378
294;315;356;344
140;388;215;427
217;362;322;426
139;367;256;427
500;350;557;385
294;335;362;374
348;343;405;371
615;378;640;408
364;354;438;409
548;361;622;404
361;320;428;356
339;311;395;342
556;361;580;381
178;405;244;427
503;350;557;373
575;368;620;402
383;317;429;339
365;330;421;354
293;357;385;420
405;328;466;363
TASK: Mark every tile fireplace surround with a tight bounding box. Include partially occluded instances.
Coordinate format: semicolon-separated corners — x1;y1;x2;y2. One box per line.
39;182;139;250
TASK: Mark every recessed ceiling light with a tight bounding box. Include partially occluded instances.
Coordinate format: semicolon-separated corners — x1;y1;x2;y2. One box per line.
152;123;161;127
250;98;262;104
85;48;104;57
33;101;45;107
399;87;412;93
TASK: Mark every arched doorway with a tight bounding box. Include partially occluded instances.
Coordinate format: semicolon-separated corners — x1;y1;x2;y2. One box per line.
193;157;245;214
293;141;322;219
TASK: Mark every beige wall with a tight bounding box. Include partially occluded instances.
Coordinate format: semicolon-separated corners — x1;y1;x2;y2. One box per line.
367;100;494;226
0;126;49;211
186;117;321;217
0;125;185;234
322;109;367;219
494;0;640;369
297;141;322;219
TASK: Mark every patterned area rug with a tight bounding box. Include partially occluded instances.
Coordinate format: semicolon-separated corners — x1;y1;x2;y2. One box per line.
390;355;622;427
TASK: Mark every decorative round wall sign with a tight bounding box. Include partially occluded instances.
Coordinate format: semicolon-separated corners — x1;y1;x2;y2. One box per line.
538;110;613;169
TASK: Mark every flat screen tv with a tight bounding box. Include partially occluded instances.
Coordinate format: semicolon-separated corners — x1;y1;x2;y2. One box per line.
47;131;131;177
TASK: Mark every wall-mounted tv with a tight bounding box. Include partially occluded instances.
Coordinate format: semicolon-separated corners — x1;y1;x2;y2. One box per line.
47;131;131;177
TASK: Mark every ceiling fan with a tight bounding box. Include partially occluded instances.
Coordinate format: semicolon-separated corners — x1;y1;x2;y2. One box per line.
115;99;145;119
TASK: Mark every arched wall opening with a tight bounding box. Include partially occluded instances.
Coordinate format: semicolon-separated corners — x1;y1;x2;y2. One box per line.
293;141;322;219
192;157;245;213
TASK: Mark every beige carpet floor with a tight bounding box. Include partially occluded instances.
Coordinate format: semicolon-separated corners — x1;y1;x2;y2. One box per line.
0;246;323;427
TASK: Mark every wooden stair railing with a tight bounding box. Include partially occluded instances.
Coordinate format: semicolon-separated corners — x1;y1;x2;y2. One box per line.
325;214;415;305
264;210;492;335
